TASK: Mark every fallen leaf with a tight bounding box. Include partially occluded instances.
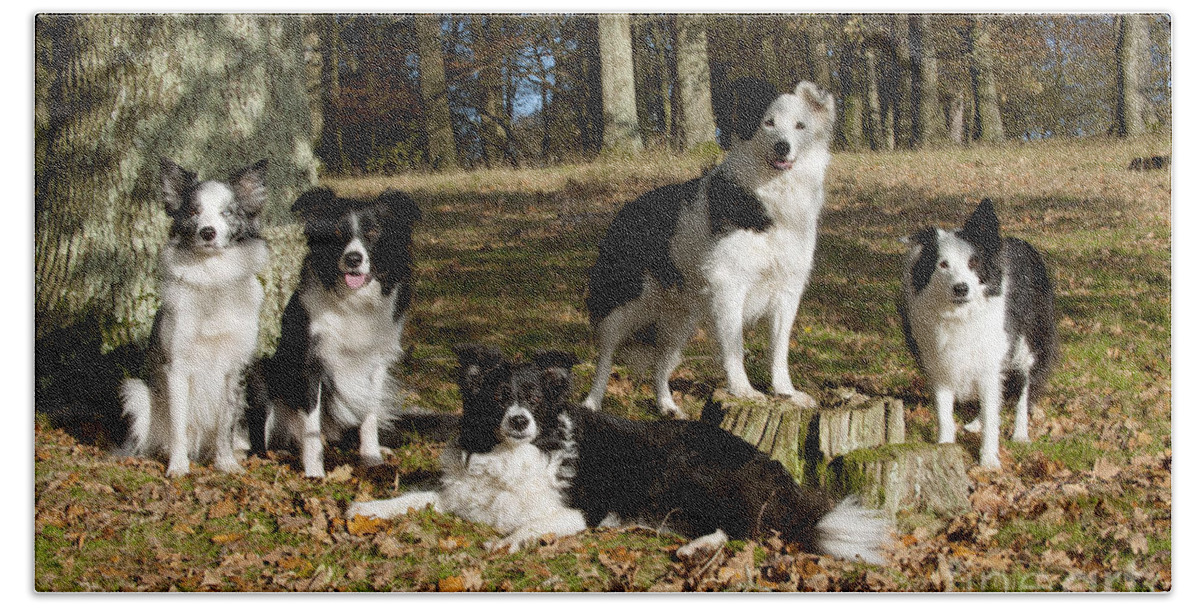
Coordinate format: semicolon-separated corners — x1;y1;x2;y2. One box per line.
346;514;388;536
211;532;244;545
208;499;238;519
325;464;354;483
438;576;465;592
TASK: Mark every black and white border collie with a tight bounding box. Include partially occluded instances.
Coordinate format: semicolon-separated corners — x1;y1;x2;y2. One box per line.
900;199;1058;470
121;158;270;477
348;345;890;563
258;187;421;477
584;79;835;417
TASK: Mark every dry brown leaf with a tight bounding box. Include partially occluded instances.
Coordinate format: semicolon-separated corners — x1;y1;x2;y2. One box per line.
208;499;238;519
346;514;388;536
438;576;465;592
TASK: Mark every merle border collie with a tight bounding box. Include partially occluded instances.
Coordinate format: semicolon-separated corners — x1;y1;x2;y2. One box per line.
899;199;1058;470
348;345;889;563
584;79;835;418
257;187;421;477
120;158;269;477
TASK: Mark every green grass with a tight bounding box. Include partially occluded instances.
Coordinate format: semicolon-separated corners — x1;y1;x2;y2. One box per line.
35;134;1171;591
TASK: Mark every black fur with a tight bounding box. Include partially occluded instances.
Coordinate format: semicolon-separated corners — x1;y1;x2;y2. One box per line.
714;77;780;146
162;158;267;244
452;346;837;550
707;171;774;236
291;187;421;316
255;188;420;443
585;179;697;325
900;199;1059;405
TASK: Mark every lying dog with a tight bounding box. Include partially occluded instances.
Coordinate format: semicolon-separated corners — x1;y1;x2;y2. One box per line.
348;345;889;563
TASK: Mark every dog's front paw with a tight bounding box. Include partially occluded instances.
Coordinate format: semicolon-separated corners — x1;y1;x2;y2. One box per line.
214;458;245;475
782;391;818;409
979;453;1002;471
360;454;385;468
165;461;190;478
726;385;767;401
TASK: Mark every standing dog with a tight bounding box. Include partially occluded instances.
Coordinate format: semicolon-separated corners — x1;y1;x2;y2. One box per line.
900;199;1058;469
120;158;269;477
258;187;420;477
584;79;835;417
348;345;890;563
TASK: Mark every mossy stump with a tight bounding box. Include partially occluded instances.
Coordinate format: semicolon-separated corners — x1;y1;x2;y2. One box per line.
713;388;970;515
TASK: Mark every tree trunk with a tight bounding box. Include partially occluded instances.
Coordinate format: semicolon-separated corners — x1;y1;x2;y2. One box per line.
34;14;318;349
474;16;510;168
598;14;643;153
865;46;883;150
970;16;1004;143
914;14;944;147
893;15;915;148
838;19;867;151
316;16;347;173
806;19;835;96
948;92;965;145
674;14;717;151
1116;14;1149;137
416;14;459;170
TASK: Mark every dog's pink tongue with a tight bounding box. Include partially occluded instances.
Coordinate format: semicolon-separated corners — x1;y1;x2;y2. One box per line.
344;273;367;289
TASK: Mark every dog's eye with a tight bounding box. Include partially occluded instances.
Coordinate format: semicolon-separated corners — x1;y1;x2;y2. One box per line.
763;118;775;127
189;207;200;217
968;256;980;270
939;260;949;269
220;209;232;217
795;121;806;130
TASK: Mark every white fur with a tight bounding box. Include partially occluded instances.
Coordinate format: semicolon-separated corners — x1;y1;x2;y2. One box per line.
815;498;891;565
902;230;1010;470
346;435;586;553
121;237;267;477
585;82;833;417
277;267;405;477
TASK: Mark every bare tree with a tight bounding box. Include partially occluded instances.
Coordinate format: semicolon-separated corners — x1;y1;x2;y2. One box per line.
598;14;643;153
970;15;1004;143
416;14;459;170
674;14;717;150
1116;13;1150;137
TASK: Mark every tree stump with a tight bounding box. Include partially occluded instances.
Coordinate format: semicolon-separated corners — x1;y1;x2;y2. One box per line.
712;388;970;515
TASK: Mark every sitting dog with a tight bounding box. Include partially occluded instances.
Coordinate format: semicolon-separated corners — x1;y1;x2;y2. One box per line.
348;345;890;563
899;199;1058;469
584;79;836;417
256;187;420;477
120;158;269;477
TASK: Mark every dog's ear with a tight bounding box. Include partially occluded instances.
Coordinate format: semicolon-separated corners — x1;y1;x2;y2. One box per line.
531;350;578;404
452;343;505;396
377;189;422;225
794;81;836;132
904;227;938;249
291;187;337;219
728;78;778;142
230;159;269;216
160;158;198;213
960;199;1002;255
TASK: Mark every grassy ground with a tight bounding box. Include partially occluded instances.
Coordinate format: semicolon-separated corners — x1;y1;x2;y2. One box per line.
34;135;1171;591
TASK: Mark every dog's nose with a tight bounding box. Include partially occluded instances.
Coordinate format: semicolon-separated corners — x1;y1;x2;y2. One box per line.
506;414;530;432
343;252;363;269
774;141;791;157
199;227;216;242
952;283;970;298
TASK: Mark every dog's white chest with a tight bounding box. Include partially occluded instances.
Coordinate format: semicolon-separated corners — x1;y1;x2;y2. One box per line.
438;444;571;535
910;298;1007;398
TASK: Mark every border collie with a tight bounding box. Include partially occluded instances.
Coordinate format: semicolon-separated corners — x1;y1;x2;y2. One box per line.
257;187;420;477
899;199;1058;470
120;158;269;477
348;345;890;563
584;79;835;417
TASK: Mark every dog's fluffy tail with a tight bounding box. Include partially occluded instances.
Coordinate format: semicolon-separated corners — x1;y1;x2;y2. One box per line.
815;497;891;565
118;378;152;455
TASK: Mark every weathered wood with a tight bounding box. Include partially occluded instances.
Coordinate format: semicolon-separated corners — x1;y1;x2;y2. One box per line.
823;443;972;516
713;387;970;516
